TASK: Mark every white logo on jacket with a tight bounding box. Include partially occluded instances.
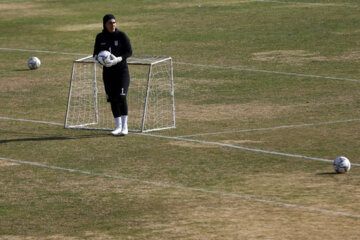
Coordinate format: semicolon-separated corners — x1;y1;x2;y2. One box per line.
114;40;118;46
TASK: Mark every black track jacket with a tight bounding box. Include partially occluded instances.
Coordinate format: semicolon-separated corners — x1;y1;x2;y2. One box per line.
93;29;132;102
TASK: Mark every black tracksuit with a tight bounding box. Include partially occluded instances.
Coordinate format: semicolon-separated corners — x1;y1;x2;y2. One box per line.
93;29;132;117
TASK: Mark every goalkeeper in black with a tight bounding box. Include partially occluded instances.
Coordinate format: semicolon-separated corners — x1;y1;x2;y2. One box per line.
93;14;132;135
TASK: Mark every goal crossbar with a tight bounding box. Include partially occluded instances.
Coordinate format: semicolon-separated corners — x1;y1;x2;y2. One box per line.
75;55;172;65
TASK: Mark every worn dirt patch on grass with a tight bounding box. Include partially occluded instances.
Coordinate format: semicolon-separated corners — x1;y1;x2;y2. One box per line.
0;76;35;92
56;23;102;32
0;3;35;11
167;141;215;148
252;50;360;64
252;50;326;64
177;102;293;121
0;161;20;167
332;29;360;35
331;51;360;61
139;190;360;240
221;139;263;145
56;22;141;32
0;233;114;240
271;3;336;9
0;2;74;19
148;0;252;10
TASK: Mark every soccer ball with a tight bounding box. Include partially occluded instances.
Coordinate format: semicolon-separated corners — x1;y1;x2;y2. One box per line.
28;57;41;70
97;50;111;66
333;156;351;173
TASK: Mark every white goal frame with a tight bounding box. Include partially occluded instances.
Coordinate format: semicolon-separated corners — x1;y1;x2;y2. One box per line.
65;55;175;132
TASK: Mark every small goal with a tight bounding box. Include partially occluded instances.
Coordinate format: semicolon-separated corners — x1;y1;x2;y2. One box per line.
65;55;175;132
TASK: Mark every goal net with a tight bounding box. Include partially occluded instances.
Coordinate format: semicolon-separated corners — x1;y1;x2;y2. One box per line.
65;55;175;132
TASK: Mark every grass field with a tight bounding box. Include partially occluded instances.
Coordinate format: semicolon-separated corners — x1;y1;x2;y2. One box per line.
1;0;360;239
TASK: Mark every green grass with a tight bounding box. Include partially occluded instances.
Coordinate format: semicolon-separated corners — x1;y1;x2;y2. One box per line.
1;0;360;239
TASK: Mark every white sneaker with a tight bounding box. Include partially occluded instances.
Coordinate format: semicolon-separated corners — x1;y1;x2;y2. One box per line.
110;127;122;135
120;115;128;135
120;127;128;136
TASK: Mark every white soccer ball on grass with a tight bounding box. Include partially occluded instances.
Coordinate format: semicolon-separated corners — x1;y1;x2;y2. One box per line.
28;57;41;70
333;156;351;173
97;50;112;66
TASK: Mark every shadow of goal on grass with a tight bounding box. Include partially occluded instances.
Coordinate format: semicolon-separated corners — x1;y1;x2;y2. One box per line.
0;134;107;144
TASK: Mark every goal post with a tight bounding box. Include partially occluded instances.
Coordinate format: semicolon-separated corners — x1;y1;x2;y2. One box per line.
65;55;175;132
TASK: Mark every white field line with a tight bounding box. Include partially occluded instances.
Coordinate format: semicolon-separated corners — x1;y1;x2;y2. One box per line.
175;62;360;83
253;0;360;8
140;133;360;167
1;156;359;218
0;116;63;126
0;47;359;82
177;118;360;138
1;116;360;167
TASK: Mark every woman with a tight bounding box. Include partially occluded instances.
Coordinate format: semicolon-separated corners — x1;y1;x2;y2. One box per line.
93;14;133;135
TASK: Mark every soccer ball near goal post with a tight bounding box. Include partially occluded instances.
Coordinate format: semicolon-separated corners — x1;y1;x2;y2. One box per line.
65;55;175;133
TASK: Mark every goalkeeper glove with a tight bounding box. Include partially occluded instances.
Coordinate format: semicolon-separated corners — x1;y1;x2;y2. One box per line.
94;55;113;67
109;54;123;66
104;61;113;68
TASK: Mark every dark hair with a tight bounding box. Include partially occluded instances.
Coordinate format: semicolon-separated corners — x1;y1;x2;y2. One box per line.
103;14;115;30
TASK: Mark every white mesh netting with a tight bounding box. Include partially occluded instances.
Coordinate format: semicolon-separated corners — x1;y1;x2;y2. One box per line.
65;55;175;132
